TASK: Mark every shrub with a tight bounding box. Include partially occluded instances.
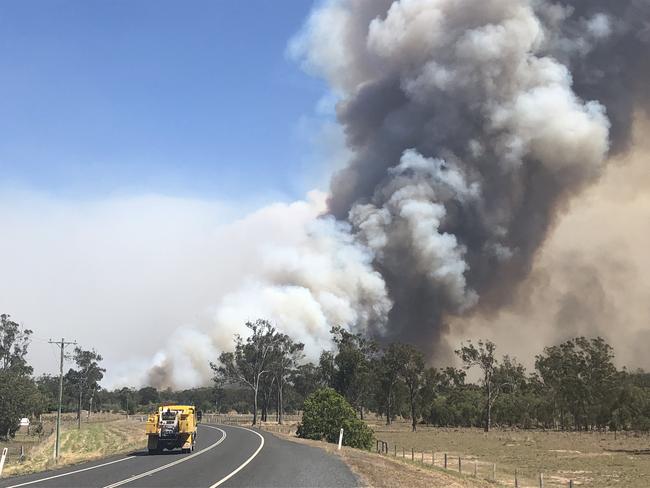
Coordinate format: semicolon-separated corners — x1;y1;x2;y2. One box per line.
297;387;373;449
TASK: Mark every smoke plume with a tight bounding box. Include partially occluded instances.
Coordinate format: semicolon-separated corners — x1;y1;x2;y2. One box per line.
143;0;650;387
291;0;650;348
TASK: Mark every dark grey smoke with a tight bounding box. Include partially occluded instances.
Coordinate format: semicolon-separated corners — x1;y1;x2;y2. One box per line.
293;0;650;349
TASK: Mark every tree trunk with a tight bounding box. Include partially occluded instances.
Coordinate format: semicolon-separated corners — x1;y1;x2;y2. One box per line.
78;387;83;429
88;389;95;419
278;382;284;425
253;387;258;426
484;383;491;433
386;388;392;425
411;393;417;432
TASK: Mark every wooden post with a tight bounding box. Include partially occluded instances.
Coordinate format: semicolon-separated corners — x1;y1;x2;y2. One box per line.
474;461;477;477
444;453;448;469
458;456;462;473
515;468;519;488
432;451;435;466
493;463;496;481
411;448;414;461
402;447;405;458
540;473;544;488
394;444;397;457
569;481;573;488
421;451;424;463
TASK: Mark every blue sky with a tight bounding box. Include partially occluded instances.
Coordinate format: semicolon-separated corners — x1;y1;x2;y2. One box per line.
0;0;329;201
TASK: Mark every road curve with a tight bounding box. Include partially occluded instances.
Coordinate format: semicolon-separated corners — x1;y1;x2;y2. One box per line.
0;424;358;488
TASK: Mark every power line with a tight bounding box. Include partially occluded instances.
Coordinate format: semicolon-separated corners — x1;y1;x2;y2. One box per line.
48;338;76;463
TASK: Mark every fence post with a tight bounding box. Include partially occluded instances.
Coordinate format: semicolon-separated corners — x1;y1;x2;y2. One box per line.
432;451;435;466
444;453;448;469
394;444;397;457
515;468;519;488
411;448;414;461
540;472;544;488
458;456;462;473
20;445;25;461
474;461;477;477
0;447;8;478
402;447;405;458
337;428;343;450
421;451;424;463
569;481;573;488
492;463;496;481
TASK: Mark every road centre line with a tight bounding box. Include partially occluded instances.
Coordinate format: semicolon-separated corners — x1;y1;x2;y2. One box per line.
6;457;135;488
102;425;227;488
209;425;265;488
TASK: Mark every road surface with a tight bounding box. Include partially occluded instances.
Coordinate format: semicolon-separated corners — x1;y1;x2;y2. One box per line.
0;424;358;488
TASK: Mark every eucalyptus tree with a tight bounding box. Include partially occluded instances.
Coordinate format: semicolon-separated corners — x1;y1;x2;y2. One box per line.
211;319;281;425
456;339;500;432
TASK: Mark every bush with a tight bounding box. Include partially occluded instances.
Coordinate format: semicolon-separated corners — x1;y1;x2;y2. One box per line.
297;387;374;449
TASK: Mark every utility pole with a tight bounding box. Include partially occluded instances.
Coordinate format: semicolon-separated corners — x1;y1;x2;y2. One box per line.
48;338;76;463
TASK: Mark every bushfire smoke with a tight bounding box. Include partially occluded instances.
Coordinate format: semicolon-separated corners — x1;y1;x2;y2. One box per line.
144;0;650;387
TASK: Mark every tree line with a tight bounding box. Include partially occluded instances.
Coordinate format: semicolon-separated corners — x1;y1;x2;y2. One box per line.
4;312;650;439
210;320;650;433
0;314;105;439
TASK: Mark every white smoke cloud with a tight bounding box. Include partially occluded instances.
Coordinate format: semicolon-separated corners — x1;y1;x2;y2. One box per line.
0;189;389;389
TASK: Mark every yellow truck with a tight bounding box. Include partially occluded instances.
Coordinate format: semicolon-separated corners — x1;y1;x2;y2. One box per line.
145;404;198;454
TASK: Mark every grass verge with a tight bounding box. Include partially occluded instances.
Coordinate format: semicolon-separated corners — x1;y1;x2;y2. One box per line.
3;420;146;477
270;430;493;488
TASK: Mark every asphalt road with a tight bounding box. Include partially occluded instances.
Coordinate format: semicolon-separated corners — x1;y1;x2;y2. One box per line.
0;424;358;488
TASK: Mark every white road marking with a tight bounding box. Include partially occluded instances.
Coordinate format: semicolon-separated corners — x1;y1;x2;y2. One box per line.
5;457;135;488
102;425;227;488
209;425;265;488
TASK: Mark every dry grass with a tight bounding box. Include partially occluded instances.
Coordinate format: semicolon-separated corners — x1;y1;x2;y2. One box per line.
368;418;650;487
271;430;492;487
3;419;145;477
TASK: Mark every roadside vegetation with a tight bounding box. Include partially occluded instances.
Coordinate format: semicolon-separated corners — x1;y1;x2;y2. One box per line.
297;387;373;449
3;419;145;476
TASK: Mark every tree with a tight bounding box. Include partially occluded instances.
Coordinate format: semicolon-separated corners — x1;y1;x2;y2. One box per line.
68;347;105;427
0;370;41;439
399;345;425;432
536;337;618;430
138;386;160;407
0;314;33;374
456;339;500;432
210;319;280;425
271;334;304;424
376;343;407;425
297;387;374;449
0;314;39;439
329;326;377;419
291;362;324;402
